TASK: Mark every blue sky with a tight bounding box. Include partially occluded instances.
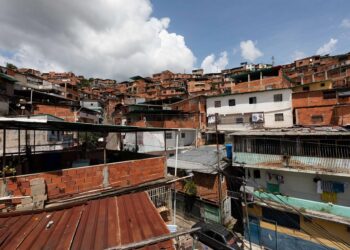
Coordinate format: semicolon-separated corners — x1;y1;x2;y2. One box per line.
1;0;350;78
152;0;350;68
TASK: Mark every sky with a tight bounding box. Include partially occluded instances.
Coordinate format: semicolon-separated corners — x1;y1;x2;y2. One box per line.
0;0;349;80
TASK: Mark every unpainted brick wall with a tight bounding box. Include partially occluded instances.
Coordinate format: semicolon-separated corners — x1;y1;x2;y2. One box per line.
292;91;337;108
295;106;334;126
176;172;227;204
3;156;165;200
33;104;76;122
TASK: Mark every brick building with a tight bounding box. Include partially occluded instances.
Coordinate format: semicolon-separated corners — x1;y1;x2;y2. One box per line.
42;71;80;100
292;80;350;126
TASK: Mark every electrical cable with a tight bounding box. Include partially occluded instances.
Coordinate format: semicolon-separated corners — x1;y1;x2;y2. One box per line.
246;176;350;249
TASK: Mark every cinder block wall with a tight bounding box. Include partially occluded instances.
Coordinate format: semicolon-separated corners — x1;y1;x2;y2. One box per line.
2;156;166;200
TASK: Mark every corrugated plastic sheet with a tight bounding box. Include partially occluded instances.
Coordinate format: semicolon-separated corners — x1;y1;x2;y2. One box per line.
0;192;173;250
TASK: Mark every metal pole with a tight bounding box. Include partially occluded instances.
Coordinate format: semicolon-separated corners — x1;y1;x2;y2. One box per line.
164;130;167;156
175;130;179;177
215;113;224;224
243;177;252;250
18;129;21;157
30;89;33;114
2;129;6;178
33;130;36;154
104;137;107;165
173;130;179;225
275;221;278;250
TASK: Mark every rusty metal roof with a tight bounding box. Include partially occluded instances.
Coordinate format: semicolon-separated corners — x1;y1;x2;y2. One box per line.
0;192;173;250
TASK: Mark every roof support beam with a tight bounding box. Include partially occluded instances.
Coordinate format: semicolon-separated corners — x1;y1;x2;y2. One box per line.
106;227;200;250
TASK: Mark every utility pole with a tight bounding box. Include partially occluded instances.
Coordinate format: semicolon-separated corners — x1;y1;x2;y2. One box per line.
215;113;224;224
243;173;252;250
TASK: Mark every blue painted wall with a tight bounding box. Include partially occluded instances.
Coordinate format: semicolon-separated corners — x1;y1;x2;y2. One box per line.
246;221;335;250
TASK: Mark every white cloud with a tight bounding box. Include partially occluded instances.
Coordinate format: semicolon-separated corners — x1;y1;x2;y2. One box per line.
0;0;196;80
201;51;228;73
291;50;306;61
240;40;263;62
340;19;350;28
316;38;338;55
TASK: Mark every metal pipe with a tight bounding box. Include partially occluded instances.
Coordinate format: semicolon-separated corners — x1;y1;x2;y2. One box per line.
173;129;179;225
33;130;36;154
215;113;224;225
163;130;167;156
243;175;252;250
2;129;6;178
107;227;201;250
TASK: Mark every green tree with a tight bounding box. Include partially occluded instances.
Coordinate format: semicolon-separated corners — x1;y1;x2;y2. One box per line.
6;62;17;70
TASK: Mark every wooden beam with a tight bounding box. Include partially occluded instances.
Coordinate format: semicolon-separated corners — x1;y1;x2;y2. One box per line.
106;227;201;250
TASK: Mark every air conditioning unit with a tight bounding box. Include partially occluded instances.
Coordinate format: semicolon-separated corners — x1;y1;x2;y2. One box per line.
251;113;264;123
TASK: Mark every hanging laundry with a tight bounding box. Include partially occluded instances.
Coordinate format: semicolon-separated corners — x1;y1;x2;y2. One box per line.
317;180;323;194
266;172;284;184
321;181;334;193
321;192;337;203
321;181;345;193
276;175;284;184
332;182;345;193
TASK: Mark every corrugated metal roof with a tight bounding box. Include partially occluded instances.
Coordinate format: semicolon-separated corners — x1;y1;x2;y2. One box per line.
0;192;173;250
167;145;226;174
229;127;350;136
0;118;174;132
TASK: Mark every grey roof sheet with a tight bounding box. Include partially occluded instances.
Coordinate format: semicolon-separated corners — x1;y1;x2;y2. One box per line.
229;127;350;136
167;145;226;174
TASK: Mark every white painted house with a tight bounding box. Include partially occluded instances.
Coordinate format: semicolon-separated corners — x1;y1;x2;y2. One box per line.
206;88;293;131
123;129;197;153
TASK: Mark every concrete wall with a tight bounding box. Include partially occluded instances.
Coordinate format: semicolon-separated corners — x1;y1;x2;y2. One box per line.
124;130;196;153
0;99;9;116
207;89;293;130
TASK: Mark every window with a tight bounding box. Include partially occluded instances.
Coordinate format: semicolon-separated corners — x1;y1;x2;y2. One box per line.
275;113;284;121
249;97;257;104
213;233;225;243
323;91;336;99
214;101;221;108
320;83;325;87
236;117;244;124
302;86;310;91
165;132;172;139
228;99;236;106
311;115;323;123
273;94;283;102
181;132;185;138
253;170;261;179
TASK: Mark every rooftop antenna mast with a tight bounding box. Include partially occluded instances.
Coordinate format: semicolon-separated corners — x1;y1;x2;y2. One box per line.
272;56;275;66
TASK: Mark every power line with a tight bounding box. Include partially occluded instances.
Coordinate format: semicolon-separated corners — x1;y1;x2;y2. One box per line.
246;176;350;249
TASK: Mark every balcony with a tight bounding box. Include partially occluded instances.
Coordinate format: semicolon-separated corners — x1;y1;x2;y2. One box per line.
253;190;350;222
235;152;350;175
232;134;350;175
